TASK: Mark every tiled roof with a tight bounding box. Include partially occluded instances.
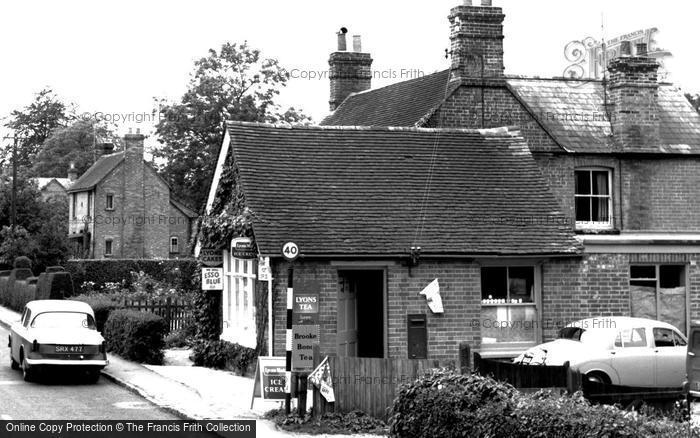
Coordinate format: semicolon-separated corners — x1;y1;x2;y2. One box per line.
171;198;198;218
226;121;581;257
67;153;123;193
508;79;700;153
35;177;72;191
321;70;454;127
322;72;700;154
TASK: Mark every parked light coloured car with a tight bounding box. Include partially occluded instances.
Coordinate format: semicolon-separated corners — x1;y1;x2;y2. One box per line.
514;317;687;388
8;300;108;382
687;324;700;398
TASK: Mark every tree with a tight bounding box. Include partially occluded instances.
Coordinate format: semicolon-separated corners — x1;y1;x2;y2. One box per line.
154;41;311;211
32;119;121;178
3;87;71;170
0;174;69;271
686;93;700;114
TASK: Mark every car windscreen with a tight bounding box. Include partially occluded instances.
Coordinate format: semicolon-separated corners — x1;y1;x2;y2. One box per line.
30;312;96;330
558;327;585;341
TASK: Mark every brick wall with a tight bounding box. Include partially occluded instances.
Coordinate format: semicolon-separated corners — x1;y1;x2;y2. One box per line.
143;167;169;258
168;203;192;258
94;164;124;258
270;259;482;361
427;86;561;153
448;4;505;81
122;133;146;258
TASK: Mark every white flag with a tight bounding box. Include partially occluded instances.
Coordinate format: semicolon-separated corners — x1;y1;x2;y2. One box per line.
419;279;444;313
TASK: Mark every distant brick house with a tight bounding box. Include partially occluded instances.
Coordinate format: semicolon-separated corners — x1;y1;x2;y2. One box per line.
322;0;700;348
67;131;197;259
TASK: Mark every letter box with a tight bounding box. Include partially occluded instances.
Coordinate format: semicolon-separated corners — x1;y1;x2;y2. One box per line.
407;314;427;359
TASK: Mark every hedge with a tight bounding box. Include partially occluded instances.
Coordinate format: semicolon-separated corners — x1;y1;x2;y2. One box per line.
104;309;167;365
389;370;699;438
65;259;198;294
191;339;257;375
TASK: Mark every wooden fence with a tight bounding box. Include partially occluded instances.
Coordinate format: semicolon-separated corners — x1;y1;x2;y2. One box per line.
474;352;583;392
320;356;452;420
123;297;193;333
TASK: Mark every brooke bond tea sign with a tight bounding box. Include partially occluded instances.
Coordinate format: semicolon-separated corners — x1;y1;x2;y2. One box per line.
291;324;320;372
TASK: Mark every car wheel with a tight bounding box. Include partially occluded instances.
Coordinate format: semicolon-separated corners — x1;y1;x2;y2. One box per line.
586;372;611;385
21;355;35;382
10;355;20;370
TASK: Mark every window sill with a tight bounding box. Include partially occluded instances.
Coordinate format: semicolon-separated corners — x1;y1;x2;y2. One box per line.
575;228;620;235
105;208;114;212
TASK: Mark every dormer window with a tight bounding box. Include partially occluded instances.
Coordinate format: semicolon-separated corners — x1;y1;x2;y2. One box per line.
575;169;613;230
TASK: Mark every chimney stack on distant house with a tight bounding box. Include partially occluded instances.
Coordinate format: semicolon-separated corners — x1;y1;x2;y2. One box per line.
607;40;660;150
67;162;78;182
122;128;146;258
448;0;505;83
328;28;373;111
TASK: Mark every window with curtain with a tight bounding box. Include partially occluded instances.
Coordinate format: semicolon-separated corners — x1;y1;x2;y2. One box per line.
575;169;612;229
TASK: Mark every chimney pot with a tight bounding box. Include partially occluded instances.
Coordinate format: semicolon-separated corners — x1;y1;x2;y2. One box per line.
636;43;648;56
337;31;347;51
67;162;78;182
462;0;472;4
620;40;632;56
481;0;492;6
353;35;362;52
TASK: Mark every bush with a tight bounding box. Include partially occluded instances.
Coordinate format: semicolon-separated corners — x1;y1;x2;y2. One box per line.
14;256;32;269
35;271;74;300
388;370;699;438
265;408;388;435
103;309;167;364
191;340;257;375
65;259;198;294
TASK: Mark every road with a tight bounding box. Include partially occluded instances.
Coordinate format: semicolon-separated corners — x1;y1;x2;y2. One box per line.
0;325;179;420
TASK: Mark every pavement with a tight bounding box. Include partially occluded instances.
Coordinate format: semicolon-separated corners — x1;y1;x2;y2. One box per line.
0;304;382;437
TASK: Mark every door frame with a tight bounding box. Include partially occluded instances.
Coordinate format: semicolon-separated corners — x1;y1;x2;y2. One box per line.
333;263;389;359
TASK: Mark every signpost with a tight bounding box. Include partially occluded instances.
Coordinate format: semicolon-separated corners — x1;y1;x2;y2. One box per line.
201;267;224;291
282;242;298;415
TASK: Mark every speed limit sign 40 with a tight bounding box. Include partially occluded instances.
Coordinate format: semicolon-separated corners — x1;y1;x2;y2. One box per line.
282;242;299;261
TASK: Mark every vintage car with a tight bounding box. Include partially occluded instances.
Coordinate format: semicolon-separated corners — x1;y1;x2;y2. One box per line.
8;300;108;382
513;317;687;388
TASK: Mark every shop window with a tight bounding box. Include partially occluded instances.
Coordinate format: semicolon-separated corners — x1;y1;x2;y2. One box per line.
575;169;612;230
630;264;687;333
480;266;538;351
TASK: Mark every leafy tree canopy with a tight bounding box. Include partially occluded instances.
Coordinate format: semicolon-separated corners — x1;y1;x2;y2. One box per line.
3;87;72;169
32;119;122;178
153;41;311;211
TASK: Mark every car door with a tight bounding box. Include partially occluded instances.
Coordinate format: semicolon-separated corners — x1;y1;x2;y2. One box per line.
610;327;654;387
688;326;700;394
653;327;687;387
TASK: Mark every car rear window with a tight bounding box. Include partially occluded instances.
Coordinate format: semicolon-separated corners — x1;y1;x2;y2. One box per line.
558;327;585;340
31;312;96;330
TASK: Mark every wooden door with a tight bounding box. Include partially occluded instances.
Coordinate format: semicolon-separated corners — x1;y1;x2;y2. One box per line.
337;274;358;357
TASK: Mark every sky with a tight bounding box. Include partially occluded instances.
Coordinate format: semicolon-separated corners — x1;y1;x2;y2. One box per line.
1;0;699;154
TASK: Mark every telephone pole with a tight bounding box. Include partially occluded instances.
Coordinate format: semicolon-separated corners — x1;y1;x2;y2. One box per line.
3;135;19;231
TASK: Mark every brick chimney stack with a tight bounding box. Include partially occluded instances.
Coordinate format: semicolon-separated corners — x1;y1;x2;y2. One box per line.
122;128;146;258
328;29;373;111
448;0;505;83
67;162;78;182
607;42;660;150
